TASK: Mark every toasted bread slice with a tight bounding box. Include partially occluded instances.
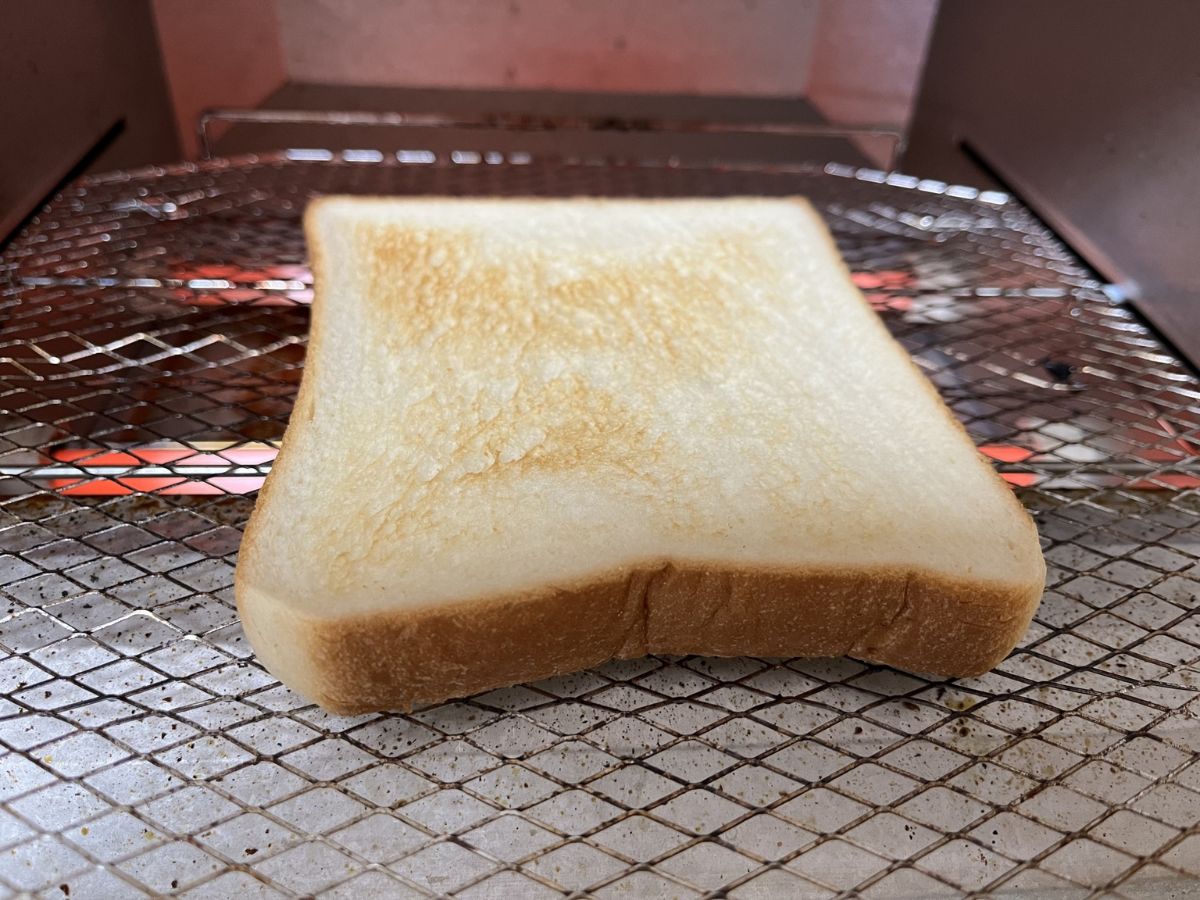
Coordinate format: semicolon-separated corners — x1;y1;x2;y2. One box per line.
235;197;1045;713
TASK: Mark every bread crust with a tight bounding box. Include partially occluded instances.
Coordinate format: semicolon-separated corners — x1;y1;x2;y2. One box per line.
237;562;1041;714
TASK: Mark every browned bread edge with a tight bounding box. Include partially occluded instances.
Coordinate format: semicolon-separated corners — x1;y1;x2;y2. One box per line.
236;562;1042;714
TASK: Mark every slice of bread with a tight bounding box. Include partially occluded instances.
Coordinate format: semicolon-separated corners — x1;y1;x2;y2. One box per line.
235;196;1045;713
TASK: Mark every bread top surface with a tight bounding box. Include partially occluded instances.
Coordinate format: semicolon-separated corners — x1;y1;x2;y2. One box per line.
241;197;1044;617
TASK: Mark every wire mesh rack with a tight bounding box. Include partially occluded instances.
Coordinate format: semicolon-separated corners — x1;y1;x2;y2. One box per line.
0;150;1198;898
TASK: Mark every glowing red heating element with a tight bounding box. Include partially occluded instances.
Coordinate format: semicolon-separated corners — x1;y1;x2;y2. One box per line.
48;446;274;496
42;443;1195;496
168;263;312;306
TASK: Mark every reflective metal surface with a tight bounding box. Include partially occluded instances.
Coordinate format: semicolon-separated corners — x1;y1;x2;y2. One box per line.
0;153;1197;897
904;0;1200;369
199;106;902;168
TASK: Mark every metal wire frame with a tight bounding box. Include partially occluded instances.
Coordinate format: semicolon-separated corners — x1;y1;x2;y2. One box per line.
0;152;1196;898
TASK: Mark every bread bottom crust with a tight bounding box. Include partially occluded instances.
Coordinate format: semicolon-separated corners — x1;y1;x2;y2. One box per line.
237;563;1041;714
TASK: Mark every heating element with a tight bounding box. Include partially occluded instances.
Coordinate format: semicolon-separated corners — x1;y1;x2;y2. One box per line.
0;152;1197;897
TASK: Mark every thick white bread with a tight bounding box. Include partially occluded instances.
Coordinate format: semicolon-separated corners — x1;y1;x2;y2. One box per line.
235;197;1045;713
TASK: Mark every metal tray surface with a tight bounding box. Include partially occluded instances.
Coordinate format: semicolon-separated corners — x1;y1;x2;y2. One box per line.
0;153;1197;898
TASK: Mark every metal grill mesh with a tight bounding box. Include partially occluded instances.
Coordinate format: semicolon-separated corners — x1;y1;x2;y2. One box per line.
0;153;1197;898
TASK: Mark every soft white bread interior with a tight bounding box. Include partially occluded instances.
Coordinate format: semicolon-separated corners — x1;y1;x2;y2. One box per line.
235;196;1045;713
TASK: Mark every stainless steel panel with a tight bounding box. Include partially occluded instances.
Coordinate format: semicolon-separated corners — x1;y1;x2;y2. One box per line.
903;0;1200;369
